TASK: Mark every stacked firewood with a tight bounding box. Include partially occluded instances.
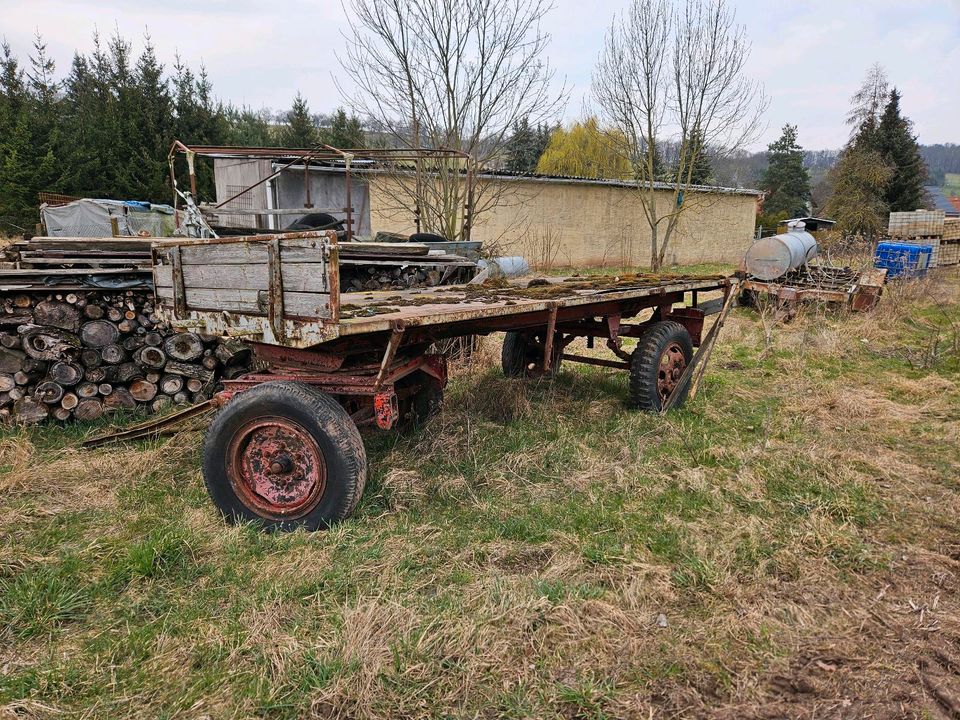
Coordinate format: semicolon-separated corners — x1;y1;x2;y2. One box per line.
0;291;249;423
344;265;447;291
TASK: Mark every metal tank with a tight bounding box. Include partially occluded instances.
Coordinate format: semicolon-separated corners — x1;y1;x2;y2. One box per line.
744;221;818;281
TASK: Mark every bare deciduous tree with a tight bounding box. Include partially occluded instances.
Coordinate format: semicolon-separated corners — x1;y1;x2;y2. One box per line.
339;0;565;241
845;62;889;139
593;0;766;270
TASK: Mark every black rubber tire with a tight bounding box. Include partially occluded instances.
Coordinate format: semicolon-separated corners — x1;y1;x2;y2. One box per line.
628;321;694;411
501;331;561;378
203;381;367;531
737;289;757;308
409;232;448;243
411;375;444;424
285;212;343;231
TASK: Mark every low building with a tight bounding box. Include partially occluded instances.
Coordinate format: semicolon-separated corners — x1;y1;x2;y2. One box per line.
777;217;836;234
211;154;760;268
372;173;760;267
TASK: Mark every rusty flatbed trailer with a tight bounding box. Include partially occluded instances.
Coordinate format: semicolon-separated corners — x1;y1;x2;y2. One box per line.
740;265;887;313
151;231;733;530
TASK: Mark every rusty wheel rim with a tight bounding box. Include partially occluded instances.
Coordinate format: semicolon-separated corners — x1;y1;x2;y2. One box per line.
656;341;687;402
226;417;327;520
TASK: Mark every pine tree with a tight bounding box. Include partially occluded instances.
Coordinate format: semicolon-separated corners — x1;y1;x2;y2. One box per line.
280;93;318;147
0;41;25;136
826;65;896;237
14;33;64;223
0;41;28;228
760;124;810;217
846;63;889;149
131;34;174;201
505;118;534;172
682;128;713;185
320;107;364;148
825;148;893;239
224;105;274;146
505;118;554;173
875;88;927;212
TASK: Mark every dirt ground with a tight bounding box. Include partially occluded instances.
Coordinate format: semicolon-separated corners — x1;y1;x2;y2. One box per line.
0;268;958;719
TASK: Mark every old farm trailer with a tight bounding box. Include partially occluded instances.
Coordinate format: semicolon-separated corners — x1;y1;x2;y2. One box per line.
148;230;732;531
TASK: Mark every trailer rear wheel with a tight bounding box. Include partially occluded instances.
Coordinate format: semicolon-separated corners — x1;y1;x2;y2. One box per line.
203;381;367;531
628;321;693;411
501;331;562;379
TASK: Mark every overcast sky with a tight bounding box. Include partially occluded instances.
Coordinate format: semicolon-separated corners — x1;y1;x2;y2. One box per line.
2;0;958;151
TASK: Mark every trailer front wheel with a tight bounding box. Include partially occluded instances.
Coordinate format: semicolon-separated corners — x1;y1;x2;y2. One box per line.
502;331;562;379
203;381;367;531
628;321;693;411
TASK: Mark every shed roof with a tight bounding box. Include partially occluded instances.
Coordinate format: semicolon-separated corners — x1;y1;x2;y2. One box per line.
261;160;763;197
785;216;836;225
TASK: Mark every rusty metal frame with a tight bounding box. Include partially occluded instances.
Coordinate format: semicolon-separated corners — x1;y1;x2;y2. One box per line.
167;141;476;242
741;265;887;312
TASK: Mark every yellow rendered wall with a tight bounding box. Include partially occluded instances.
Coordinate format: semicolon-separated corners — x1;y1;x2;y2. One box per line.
369;177;757;268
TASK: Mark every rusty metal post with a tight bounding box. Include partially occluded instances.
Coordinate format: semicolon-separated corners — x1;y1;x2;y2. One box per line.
168;156;179;211
186;149;198;198
542;304;558;372
344;155;353;242
464;159;475;242
303;159;313;208
374;325;405;390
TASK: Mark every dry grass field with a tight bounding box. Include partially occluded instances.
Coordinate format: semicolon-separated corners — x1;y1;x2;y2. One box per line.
1;268;959;719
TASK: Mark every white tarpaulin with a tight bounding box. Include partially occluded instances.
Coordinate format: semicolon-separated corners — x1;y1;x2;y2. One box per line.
40;198;176;237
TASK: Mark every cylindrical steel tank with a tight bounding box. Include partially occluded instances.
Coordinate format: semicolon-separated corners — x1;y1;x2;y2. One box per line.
476;256;530;278
744;222;818;281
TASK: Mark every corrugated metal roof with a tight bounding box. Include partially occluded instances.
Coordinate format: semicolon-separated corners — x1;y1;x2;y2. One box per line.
478;170;762;196
924;186;960;216
266;161;763;197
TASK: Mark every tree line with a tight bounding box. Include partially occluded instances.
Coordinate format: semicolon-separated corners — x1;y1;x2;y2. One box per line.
0;32;364;231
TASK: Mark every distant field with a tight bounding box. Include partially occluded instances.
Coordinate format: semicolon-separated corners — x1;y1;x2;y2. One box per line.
1;268;959;719
944;173;960;196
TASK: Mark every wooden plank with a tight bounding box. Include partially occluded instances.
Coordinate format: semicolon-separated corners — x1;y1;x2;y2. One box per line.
154;262;328;293
20;237;163;248
19;257;151;266
19;249;152;258
156;239;327;266
154;286;331;319
0;268;150;276
339;242;429;257
339;259;475;268
171;245;186;319
267;239;286;343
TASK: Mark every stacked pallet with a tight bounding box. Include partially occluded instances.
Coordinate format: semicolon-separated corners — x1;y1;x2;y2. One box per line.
943;218;960;241
0;290;249;423
887;210;945;238
0;236;154;292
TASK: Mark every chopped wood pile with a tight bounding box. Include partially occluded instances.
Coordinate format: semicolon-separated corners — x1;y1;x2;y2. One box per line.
339;242;476;291
0;290;250;423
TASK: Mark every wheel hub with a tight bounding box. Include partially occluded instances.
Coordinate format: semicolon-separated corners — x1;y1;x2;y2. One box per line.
657;342;687;401
226;418;327;519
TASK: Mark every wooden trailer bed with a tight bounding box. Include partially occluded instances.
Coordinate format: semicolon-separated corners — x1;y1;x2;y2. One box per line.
145;230;735;531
